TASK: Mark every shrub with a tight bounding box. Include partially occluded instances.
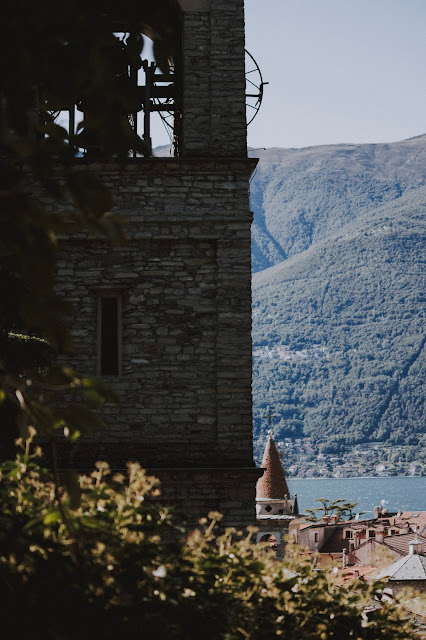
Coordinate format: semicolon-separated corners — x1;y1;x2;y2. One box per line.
0;432;416;640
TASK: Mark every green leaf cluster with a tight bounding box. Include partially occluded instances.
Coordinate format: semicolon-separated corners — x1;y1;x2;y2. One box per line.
0;434;417;640
0;1;176;447
305;498;363;522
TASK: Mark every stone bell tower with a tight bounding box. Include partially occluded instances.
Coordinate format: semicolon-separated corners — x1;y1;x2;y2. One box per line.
55;0;262;527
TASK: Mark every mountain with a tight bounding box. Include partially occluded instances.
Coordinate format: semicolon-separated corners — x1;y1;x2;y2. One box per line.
250;136;426;475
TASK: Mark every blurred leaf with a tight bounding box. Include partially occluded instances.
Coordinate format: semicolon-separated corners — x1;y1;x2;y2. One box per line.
68;171;113;217
125;32;144;67
82;377;120;404
80;516;100;529
16;413;30;439
153;39;174;75
61;403;105;434
43;509;62;525
69;429;80;442
61;469;81;509
83;389;104;411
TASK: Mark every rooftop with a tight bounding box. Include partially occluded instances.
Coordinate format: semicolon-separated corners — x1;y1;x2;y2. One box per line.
256;435;290;500
376;553;426;582
391;511;426;536
384;533;426;557
257;514;296;521
335;566;377;586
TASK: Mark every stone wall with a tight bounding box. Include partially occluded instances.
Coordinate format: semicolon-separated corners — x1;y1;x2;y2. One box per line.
55;0;262;528
390;580;426;595
181;0;247;156
57;156;261;526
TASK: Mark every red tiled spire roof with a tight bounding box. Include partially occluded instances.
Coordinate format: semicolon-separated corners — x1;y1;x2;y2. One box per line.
256;436;290;499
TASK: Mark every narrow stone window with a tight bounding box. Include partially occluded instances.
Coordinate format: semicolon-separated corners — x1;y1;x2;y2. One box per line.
97;294;122;376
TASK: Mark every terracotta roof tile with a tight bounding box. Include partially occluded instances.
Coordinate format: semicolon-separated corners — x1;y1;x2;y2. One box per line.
256;436;290;499
392;512;426;536
336;566;377;586
384;533;426;557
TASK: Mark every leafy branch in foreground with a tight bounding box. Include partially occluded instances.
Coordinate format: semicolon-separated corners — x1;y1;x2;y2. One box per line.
0;2;175;445
0;433;416;640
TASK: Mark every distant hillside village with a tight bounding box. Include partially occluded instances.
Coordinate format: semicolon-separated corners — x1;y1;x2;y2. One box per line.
269;438;425;478
253;341;425;477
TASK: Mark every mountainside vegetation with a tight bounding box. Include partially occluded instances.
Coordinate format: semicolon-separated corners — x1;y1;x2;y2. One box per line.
251;136;426;474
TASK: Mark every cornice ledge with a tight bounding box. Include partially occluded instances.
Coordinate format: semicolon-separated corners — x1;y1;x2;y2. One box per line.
177;0;210;12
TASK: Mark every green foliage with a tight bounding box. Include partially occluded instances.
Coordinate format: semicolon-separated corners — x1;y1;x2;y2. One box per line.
0;433;416;640
0;332;53;374
0;2;178;444
305;498;362;522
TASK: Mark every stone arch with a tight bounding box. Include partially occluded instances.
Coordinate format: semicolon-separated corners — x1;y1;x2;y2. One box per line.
257;531;282;546
106;1;183;41
258;533;279;552
69;1;184;155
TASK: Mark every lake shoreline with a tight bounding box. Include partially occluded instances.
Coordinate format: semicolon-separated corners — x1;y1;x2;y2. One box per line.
290;475;426;480
287;476;426;515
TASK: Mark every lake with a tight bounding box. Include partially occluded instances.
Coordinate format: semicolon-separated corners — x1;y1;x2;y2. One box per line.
287;476;426;518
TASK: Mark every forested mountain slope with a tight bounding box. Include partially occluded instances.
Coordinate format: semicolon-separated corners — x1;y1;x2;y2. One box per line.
251;136;426;473
250;135;426;272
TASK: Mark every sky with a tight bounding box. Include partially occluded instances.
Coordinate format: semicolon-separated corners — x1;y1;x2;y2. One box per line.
245;0;426;149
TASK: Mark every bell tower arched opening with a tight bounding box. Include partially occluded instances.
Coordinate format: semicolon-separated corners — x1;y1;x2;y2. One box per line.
48;0;183;157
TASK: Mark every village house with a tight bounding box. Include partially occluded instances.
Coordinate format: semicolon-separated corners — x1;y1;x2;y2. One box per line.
296;509;426;571
376;537;426;596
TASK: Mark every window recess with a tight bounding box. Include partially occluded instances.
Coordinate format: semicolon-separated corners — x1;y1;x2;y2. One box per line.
97;294;122;376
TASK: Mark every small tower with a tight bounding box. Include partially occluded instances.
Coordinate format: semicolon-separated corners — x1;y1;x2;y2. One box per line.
409;534;424;555
256;434;297;557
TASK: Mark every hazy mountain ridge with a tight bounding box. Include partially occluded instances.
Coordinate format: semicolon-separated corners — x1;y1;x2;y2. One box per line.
250;134;426;272
251;136;426;473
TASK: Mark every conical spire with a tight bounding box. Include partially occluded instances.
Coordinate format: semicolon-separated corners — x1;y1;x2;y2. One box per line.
293;494;299;516
256;435;290;499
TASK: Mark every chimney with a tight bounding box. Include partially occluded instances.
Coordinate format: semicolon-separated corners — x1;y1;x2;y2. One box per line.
374;506;381;519
409;537;423;555
331;515;339;524
322;515;330;524
293;494;299;516
376;528;385;543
